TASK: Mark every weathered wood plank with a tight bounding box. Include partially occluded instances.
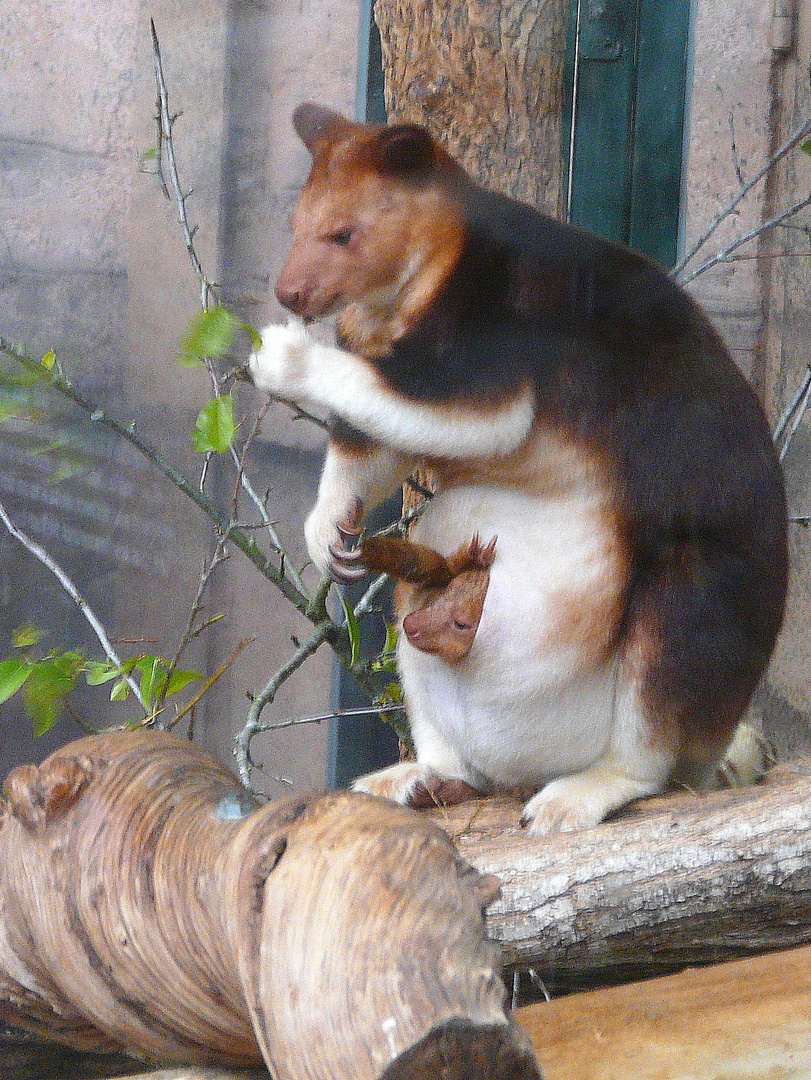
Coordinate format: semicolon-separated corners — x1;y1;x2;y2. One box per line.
516;943;811;1080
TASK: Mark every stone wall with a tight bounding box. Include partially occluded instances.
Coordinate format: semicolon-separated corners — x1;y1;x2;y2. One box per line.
0;0;360;794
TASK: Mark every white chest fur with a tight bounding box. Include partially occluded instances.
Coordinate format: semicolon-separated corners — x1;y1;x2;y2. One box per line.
398;483;627;789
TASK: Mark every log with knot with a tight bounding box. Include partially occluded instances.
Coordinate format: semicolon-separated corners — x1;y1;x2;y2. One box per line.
0;730;539;1080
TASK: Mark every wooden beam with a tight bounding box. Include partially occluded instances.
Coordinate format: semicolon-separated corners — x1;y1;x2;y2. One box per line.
516;943;811;1080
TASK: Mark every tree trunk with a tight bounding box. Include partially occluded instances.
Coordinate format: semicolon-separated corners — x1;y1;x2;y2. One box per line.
373;0;568;215
427;760;811;991
0;731;539;1080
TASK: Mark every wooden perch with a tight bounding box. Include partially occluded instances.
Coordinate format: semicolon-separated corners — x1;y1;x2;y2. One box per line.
0;731;539;1080
427;758;811;990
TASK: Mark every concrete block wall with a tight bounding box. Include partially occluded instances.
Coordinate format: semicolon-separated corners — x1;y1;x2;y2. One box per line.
0;0;360;793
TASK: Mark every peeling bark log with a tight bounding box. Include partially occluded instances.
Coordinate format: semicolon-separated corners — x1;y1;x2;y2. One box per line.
0;732;538;1080
427;760;811;991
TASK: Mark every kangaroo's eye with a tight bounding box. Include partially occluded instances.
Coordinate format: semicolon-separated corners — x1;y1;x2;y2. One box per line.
329;228;353;246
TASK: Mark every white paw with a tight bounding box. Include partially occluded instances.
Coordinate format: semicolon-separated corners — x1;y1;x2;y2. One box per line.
520;770;663;836
520;783;607;836
716;722;775;788
248;319;311;398
351;763;427;805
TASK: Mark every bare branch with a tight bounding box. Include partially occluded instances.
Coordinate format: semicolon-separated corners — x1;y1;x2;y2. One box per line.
678;192;811;285
0;497;147;711
150;20;215;309
234;566;402;788
0;337;313;612
260;704;407;733
165;637;253;729
774;365;811;446
235;621;336;786
674;112;811;278
778;366;811;464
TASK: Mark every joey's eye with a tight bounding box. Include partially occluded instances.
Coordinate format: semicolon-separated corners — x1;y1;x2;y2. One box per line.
329;228;353;246
453;619;471;632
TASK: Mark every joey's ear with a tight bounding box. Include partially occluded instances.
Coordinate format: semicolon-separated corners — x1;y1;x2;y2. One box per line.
293;103;353;153
376;123;437;178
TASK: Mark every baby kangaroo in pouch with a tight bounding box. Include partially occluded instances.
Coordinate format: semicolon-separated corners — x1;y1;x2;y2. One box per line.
249;103;788;834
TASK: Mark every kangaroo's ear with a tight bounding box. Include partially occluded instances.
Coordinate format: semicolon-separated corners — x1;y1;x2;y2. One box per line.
293;103;354;153
376;123;437;178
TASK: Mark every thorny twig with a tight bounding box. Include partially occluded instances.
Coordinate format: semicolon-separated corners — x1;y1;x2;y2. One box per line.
151;19;216;310
0;497;148;711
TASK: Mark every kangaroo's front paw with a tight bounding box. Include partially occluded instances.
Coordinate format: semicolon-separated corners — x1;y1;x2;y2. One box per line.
248;320;311;398
326;499;369;583
352;763;481;809
520;769;663;836
305;498;363;579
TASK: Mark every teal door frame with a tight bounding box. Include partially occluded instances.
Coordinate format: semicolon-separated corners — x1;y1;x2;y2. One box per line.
563;0;692;268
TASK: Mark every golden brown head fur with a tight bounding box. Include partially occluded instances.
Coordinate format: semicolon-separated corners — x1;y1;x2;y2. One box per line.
274;104;466;356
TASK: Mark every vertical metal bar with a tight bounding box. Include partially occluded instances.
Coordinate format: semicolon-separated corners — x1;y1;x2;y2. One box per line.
565;0;584;222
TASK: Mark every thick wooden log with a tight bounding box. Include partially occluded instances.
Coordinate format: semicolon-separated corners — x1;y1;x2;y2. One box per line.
428;759;811;989
0;732;539;1080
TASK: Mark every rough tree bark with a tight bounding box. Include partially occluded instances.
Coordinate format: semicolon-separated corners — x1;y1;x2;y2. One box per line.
428;759;811;990
373;0;568;214
0;731;539;1080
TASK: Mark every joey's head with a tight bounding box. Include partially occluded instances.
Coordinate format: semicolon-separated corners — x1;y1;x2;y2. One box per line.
275;103;465;352
402;536;497;665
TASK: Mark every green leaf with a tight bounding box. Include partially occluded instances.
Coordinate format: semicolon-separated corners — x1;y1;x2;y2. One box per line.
22;656;81;736
339;593;361;668
13;624;45;649
179;307;239;367
801;138;811;157
41;350;56;371
375;680;403;707
242;321;263;352
84;660;120;686
110;676;130;702
193;394;236;453
383;623;399;656
164;668;200;697
133;655;164;710
0;657;33;704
